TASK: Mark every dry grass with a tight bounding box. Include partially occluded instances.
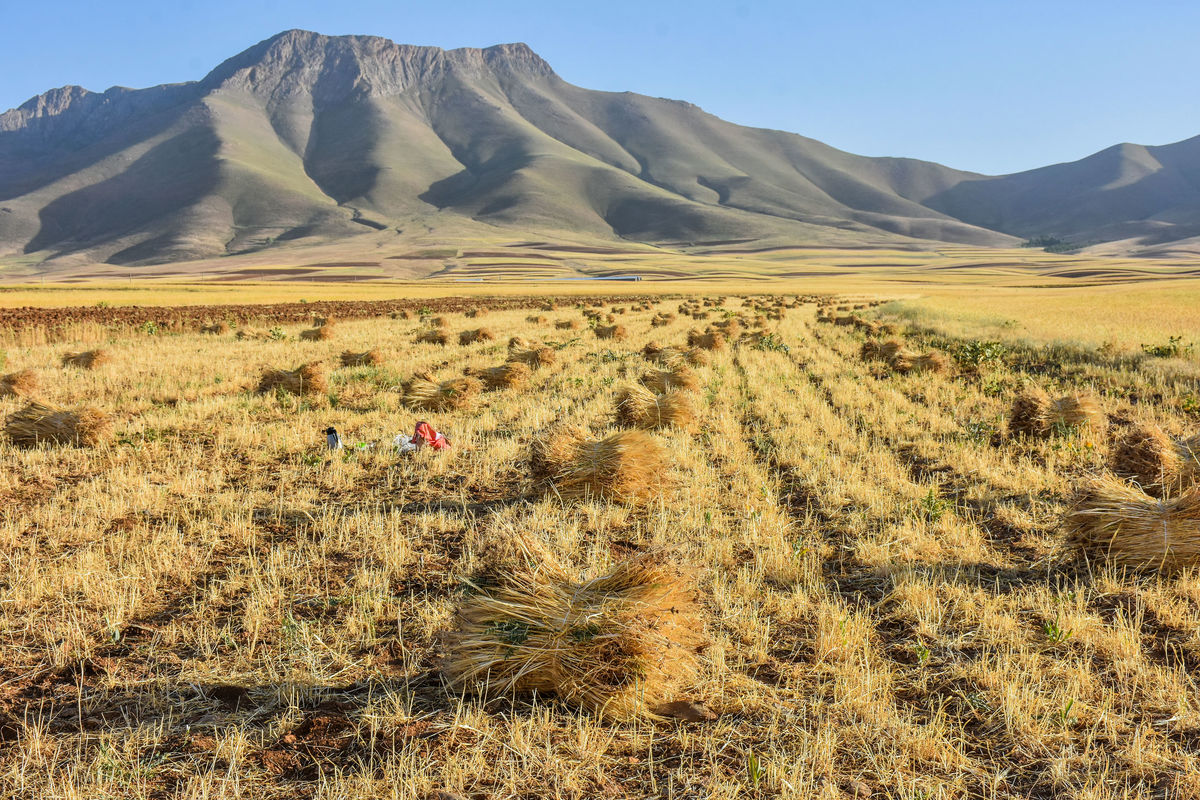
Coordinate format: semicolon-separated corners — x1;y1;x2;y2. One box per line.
4;401;112;446
444;547;705;720
60;348;111;369
402;371;483;412
614;383;696;431
256;362;329;396
1065;475;1200;570
339;349;384;367
0;369;38;398
530;426;668;503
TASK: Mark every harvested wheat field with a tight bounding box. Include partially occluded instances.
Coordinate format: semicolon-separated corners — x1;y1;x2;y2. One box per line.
3;290;1200;800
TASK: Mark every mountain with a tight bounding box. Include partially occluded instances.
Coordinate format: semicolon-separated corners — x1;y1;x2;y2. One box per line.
925;137;1200;252
0;29;1195;268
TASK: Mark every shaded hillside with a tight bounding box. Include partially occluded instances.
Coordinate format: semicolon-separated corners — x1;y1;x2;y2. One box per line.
927;136;1200;247
5;29;1200;267
0;30;1013;266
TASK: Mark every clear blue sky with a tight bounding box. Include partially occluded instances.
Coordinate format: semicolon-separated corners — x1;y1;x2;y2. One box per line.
2;0;1196;175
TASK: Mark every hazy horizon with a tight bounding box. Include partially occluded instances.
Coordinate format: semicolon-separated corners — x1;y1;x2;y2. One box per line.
3;0;1198;175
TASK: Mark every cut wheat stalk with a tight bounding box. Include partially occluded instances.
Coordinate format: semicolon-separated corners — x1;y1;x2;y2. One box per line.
402;371;483;412
340;349;384;368
506;343;556;369
530;426;668;504
459;328;496;346
61;349;111;369
256;362;329;396
1065;475;1200;571
686;329;725;351
444;546;706;720
640;365;699;394
894;351;953;375
466;362;533;391
615;383;696;431
299;324;335;341
1110;422;1200;495
594;324;626;341
415;328;450;346
5;401;112;447
1010;387;1104;438
0;370;38;398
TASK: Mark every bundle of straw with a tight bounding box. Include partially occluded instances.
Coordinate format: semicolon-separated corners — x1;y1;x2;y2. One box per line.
860;340;883;361
459;328;495;346
340;349;384;367
1110;423;1200;495
0;369;38;398
5;401;112;447
530;427;668;504
594;325;626;341
555;319;582;330
443;548;705;719
507;343;557;369
642;341;668;361
640;366;699;394
1009;387;1104;438
615;384;696;431
200;322;230;335
650;313;676;327
235;329;269;341
402;371;482;412
896;351;953;375
431;317;448;328
61;349;111;369
1065;475;1200;570
526;315;549;324
465;308;486;319
852;318;881;335
415;328;450;345
390;310;411;320
299;324;335;341
686;330;725;351
467;362;532;391
257;362;329;396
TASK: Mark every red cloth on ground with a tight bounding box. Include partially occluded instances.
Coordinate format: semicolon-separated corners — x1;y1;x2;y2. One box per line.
412;421;449;450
